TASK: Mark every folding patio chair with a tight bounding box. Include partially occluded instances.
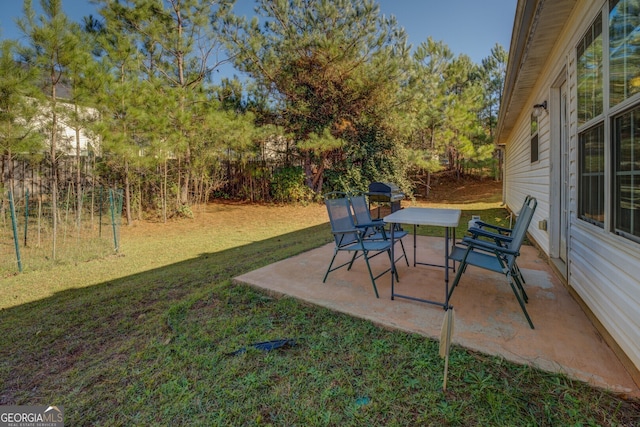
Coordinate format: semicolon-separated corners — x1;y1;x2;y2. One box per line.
323;194;395;298
348;193;409;267
469;195;533;239
466;195;534;284
448;197;537;328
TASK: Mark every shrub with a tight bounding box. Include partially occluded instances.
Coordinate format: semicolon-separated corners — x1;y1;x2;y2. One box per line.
271;166;313;203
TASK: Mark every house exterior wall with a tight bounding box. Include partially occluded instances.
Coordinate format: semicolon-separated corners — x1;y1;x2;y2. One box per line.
47;102;100;157
2;99;101;200
504;107;550;250
22;96;101;158
504;0;640;373
58;123;96;157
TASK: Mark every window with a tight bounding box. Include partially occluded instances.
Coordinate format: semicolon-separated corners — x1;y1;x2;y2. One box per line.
609;0;640;106
531;113;539;163
610;0;640;242
579;124;605;226
613;107;640;240
577;12;603;126
577;13;604;224
576;1;640;243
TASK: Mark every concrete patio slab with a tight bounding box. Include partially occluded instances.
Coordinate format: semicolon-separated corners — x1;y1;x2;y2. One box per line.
234;235;640;399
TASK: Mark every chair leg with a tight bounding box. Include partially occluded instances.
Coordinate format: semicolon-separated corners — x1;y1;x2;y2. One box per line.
362;250;380;298
448;246;471;300
387;249;399;281
507;274;534;329
323;250;339;283
347;251;358;270
447;259;468;301
398;239;409;266
512;272;528;303
513;262;526;285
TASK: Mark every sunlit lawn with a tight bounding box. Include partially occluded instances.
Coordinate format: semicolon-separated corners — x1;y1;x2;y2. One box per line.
1;201;639;425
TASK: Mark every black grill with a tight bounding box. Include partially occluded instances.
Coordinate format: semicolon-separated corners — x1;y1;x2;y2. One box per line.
367;182;405;217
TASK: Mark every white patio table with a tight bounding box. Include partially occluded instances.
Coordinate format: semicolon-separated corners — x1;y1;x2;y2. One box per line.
384;207;461;308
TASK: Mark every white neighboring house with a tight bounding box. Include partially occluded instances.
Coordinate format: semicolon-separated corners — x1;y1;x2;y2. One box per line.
498;0;640;386
3;93;100;199
37;97;101;158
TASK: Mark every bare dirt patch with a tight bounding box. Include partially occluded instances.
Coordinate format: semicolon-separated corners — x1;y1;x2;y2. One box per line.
120;175;503;238
121;201;330;240
415;173;503;205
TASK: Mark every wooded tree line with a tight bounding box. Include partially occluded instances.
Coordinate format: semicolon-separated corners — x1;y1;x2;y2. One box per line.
1;0;507;224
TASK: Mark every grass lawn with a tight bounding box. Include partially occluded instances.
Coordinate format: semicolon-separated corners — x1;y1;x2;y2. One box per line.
1;193;639;425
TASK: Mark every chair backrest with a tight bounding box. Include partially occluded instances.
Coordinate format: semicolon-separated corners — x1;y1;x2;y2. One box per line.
325;196;359;247
349;193;373;225
505;197;537;263
324;191;348;200
510;195;532;227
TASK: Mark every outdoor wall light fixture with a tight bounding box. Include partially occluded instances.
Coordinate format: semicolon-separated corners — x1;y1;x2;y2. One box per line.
532;100;547;117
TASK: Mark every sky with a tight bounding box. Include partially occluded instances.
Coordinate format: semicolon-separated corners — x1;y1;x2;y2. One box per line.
0;0;517;80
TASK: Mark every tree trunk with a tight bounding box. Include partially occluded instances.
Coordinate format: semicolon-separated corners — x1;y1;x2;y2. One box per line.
124;159;132;225
163;159;168;223
137;177;142;221
0;154;5;222
75;113;82;237
176;156;182;211
51;112;58;260
303;151;313;189
180;146;191;205
90;153;96;227
311;156;326;194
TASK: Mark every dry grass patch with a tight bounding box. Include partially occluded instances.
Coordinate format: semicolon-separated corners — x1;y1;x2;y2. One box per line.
1;184;639;425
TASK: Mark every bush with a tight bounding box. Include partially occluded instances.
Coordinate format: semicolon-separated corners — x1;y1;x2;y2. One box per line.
271;166;313;203
322;168;366;195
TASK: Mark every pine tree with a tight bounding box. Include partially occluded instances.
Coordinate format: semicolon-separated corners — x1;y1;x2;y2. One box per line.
17;0;78;260
479;44;507;138
404;38;454;194
95;0;235;208
0;39;44;196
64;22;101;234
89;2;147;225
222;0;410;194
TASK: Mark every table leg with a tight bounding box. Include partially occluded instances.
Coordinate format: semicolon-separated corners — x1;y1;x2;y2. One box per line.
413;224;417;267
390;223;395;300
444;226;450;308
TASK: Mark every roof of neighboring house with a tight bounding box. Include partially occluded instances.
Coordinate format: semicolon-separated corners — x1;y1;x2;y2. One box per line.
17;61;74;100
496;0;577;145
49;80;72;100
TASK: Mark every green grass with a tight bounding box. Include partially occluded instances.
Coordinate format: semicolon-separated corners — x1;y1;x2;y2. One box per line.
1;203;639;426
0;213;118;276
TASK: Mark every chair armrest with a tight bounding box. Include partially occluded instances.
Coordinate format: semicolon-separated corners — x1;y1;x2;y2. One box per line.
475;221;513;235
356;221;384;229
356;222;389;240
468;227;513;244
462;236;520;256
332;227;360;235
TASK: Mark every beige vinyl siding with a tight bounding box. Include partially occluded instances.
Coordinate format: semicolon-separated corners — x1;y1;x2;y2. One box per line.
504;0;640;372
561;2;640;369
570;225;640;368
565;2;640;373
504;106;550;252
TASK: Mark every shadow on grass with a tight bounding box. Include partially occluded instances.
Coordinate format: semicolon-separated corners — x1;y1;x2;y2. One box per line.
0;223;330;406
2;214;638;425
